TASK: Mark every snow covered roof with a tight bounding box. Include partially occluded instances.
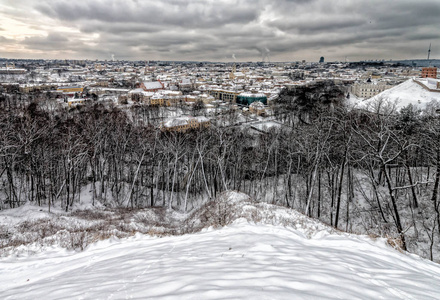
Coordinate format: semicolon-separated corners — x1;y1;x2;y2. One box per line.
57;85;82;89
163;116;210;128
160;90;182;96
249;101;265;109
141;91;155;97
142;81;163;90
425;78;440;89
163;117;189;127
151;93;164;99
128;88;144;94
239;92;267;98
181;78;192;84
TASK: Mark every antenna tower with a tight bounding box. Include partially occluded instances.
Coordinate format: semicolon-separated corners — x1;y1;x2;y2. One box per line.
428;43;431;60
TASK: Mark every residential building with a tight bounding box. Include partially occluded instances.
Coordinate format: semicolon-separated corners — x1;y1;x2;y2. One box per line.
421;67;438;79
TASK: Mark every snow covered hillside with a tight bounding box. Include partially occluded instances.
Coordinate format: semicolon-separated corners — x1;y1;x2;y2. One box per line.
1;192;440;299
2;221;440;299
353;78;440;112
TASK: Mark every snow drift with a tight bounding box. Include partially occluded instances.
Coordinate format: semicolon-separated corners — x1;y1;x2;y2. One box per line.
1;191;440;299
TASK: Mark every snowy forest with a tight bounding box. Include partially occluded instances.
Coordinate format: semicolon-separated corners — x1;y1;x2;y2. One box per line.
1;83;440;262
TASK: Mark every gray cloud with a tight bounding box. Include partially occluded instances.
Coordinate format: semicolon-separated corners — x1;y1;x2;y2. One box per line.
22;33;70;50
1;0;439;61
0;36;12;42
35;1;258;28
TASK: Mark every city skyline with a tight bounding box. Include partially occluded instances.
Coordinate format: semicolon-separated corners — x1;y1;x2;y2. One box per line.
0;0;439;62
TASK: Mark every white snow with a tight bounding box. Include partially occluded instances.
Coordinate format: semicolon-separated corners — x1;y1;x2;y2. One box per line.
353;78;440;112
2;217;440;299
142;81;164;90
252;121;282;132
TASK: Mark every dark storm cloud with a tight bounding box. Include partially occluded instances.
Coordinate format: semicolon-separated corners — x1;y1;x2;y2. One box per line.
2;0;439;61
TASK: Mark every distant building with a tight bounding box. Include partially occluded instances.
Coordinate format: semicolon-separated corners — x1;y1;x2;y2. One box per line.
128;88;151;103
0;67;26;74
57;86;84;97
371;72;382;79
351;82;393;98
421;67;438;79
178;78;194;91
210;89;240;103
319;57;324;63
249;101;266;115
150;94;165;106
94;63;104;71
229;64;246;80
57;86;83;93
140;81;164;92
19;83;57;93
67;98;88;107
236;92;267;106
161;116;210;132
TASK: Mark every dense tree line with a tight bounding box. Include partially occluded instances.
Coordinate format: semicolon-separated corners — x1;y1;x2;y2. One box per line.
1;90;440;261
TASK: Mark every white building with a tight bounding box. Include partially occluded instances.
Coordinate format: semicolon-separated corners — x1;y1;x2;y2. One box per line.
352;82;393;98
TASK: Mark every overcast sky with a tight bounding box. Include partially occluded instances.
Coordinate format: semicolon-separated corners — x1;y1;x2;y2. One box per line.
0;0;439;62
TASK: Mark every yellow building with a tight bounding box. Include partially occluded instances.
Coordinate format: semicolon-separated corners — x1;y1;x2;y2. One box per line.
150;95;165;106
67;98;87;107
57;86;84;93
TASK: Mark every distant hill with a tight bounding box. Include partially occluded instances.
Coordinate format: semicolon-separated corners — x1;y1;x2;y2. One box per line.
389;59;440;67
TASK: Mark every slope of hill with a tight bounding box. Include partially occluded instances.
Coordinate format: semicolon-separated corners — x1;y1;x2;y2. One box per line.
1;192;440;299
353;78;440;112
